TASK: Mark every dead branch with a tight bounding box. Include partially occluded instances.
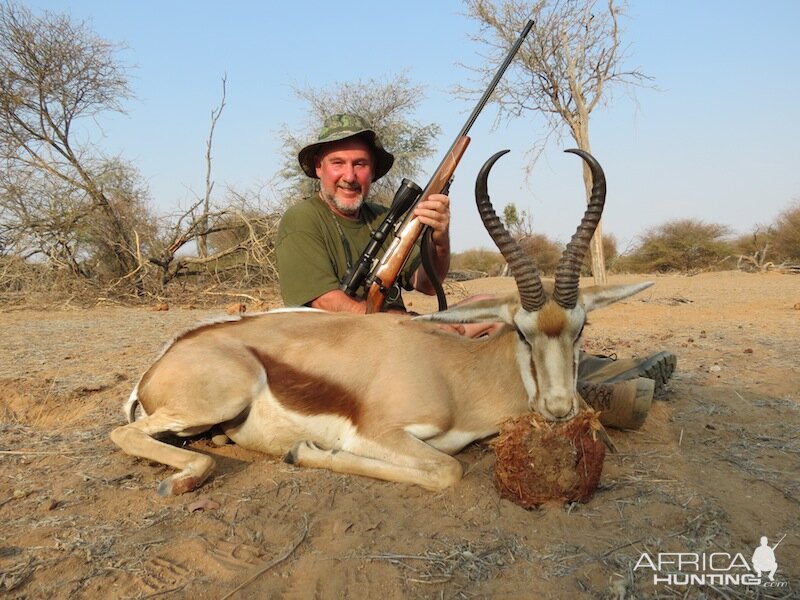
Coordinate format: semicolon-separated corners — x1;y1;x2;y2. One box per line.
196;75;227;258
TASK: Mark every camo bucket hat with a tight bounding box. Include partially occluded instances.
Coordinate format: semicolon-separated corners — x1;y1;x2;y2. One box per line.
298;113;394;182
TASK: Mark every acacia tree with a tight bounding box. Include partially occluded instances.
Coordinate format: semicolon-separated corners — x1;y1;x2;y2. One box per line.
278;73;441;204
463;0;652;283
502;202;534;240
0;1;147;291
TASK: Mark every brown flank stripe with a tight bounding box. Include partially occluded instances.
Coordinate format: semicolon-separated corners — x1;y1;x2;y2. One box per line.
249;347;361;425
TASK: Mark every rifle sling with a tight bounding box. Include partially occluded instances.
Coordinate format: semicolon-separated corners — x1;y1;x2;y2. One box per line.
421;226;447;312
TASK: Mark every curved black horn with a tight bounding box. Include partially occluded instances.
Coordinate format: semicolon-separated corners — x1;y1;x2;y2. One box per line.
552;148;607;309
476;149;546;312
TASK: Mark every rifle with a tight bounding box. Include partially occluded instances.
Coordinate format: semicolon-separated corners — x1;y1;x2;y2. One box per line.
339;178;422;299
339;19;534;314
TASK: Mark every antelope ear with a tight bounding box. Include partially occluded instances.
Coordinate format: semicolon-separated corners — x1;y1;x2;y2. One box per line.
580;282;653;312
413;295;517;325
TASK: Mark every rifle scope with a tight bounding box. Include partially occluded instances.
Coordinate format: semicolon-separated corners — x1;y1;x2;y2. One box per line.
339;178;422;296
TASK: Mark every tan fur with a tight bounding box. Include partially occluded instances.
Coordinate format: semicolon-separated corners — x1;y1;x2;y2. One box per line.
111;281;652;495
536;300;567;337
250;348;362;426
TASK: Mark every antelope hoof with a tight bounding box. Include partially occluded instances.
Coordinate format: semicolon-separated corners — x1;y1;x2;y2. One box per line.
283;442;302;465
157;473;201;496
156;458;215;496
210;427;230;447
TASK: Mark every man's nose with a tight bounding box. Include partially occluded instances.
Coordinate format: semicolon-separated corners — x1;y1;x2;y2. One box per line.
341;163;356;180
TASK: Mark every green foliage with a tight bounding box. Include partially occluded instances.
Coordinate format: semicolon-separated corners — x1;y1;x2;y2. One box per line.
502;202;533;239
503;204;519;228
277;73;441;205
616;219;736;274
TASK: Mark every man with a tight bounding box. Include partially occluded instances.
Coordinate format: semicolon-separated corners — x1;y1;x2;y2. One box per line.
276;113;449;314
752;536;779;582
276;114;676;429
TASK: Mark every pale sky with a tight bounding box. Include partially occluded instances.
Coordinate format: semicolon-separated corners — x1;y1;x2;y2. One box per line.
24;0;800;252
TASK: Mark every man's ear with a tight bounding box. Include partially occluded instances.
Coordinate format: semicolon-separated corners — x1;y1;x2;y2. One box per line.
414;295;517;325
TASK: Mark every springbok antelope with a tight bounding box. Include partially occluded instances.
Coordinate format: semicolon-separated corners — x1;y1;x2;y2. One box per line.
111;149;652;496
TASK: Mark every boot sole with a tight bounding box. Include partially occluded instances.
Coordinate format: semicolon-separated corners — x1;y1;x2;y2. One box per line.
605;351;677;398
640;352;677;397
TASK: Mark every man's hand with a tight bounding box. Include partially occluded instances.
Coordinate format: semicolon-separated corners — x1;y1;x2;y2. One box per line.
409;193;452;296
413;193;450;243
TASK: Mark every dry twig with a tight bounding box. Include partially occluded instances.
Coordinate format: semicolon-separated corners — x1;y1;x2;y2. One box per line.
218;515;308;600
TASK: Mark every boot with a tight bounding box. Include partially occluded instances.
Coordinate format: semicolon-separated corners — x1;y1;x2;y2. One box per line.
578;351;677;397
578;378;655;430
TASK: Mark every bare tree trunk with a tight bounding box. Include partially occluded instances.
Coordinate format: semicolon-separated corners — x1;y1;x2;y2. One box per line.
590;222;607;284
197;76;227;258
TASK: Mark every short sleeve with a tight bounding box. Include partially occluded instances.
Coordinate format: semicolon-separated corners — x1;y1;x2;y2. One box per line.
275;205;340;307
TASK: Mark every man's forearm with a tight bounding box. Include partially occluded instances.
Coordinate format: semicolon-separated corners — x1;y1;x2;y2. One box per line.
310;289;369;313
310;289;408;314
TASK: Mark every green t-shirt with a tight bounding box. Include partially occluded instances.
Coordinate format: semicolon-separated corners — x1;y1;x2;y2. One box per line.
275;195;421;311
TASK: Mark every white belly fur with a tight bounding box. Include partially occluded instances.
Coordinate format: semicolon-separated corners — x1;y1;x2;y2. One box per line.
223;382;358;456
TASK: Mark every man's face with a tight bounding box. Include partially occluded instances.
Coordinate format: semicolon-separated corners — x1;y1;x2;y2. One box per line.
315;137;374;218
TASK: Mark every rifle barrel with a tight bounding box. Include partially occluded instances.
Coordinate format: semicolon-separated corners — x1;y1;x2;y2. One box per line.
429;19;534;182
362;19;534;312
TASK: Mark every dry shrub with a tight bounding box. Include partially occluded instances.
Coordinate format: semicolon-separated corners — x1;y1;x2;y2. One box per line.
0;257;100;307
615;219;735;274
450;248;505;276
519;234;562;275
770;200;800;262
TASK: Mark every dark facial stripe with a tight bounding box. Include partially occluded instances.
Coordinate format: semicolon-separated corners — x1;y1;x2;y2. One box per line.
249;347;361;426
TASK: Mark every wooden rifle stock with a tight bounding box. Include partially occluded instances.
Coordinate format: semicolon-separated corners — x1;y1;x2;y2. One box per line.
364;136;470;313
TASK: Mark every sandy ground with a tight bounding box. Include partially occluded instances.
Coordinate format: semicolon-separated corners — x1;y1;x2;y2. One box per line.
0;271;798;599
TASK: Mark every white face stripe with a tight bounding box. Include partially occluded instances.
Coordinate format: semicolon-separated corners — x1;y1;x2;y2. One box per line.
514;336;538;409
513;304;587;419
